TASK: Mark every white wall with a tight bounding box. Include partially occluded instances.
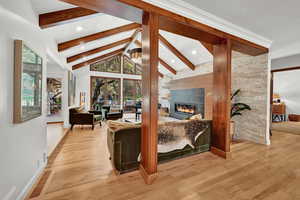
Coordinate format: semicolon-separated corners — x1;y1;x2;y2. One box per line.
273;70;300;116
0;1;67;199
271;53;300;70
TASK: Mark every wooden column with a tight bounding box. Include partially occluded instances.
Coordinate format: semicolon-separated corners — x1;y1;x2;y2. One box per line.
211;39;232;159
140;11;159;184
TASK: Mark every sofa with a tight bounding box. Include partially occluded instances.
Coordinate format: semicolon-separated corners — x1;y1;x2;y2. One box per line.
107;119;211;174
69;107;102;130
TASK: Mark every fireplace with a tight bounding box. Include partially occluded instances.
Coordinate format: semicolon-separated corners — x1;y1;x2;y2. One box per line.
169;88;205;120
175;103;196;115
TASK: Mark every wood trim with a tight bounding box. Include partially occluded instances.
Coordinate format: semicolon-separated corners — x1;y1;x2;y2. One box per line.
200;41;213;55
139;164;158;185
134;40;142;47
212;39;231;155
72;48;125;70
59;0;268;56
58;23;141;52
159;58;177;75
271;66;300;73
46;121;64;125
211;147;232;159
13;40;23;123
67;37;132;63
39;7;97;29
117;0;269;55
158;72;164;78
159;34;196;70
124;28;142;54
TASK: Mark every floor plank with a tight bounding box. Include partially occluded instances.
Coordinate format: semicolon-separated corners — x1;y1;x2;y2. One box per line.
27;123;300;200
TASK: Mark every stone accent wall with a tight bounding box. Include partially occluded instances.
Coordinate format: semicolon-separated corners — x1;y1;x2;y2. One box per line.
231;51;269;144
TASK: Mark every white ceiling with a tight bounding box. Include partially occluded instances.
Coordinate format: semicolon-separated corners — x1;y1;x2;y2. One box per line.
179;0;300;53
30;0;213;76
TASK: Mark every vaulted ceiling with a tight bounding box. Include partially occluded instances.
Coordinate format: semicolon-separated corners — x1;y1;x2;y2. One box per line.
179;0;300;57
30;0;212;77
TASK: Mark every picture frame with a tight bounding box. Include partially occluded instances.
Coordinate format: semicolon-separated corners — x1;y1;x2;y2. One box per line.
13;40;43;123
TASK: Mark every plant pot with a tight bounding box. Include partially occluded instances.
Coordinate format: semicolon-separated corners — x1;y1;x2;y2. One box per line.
230;121;235;142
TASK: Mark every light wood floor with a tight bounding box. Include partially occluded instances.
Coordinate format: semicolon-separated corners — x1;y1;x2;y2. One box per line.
272;122;300;135
27;123;300;200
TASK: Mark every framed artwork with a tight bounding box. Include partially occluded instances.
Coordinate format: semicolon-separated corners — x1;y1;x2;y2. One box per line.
68;71;76;106
14;40;43;123
47;78;62;116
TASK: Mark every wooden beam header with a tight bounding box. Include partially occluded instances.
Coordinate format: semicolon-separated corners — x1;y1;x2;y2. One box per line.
59;0;268;56
39;7;97;29
72;48;124;70
58;23;141;52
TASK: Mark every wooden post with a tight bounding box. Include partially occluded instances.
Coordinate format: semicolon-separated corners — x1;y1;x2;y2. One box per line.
211;39;232;159
140;11;159;184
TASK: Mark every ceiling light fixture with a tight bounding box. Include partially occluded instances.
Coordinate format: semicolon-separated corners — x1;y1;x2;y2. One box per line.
76;26;83;32
192;50;197;55
129;47;142;64
80;45;85;50
171;59;175;63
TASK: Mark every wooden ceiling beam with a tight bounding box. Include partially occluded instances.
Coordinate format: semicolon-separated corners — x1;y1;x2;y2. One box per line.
158;72;164;78
124;28;142;54
72;48;125;70
39;7;97;29
159;58;177;75
58;23;141;52
67;37;132;63
134;40;142;47
59;0;268;56
200;41;214;55
159;34;196;70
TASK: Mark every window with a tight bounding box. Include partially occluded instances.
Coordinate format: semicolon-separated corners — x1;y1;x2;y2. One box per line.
90;77;121;110
123;56;142;75
123;79;142;111
90;55;121;73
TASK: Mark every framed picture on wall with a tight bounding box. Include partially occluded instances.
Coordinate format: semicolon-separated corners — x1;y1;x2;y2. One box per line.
68;71;76;107
13;40;43;123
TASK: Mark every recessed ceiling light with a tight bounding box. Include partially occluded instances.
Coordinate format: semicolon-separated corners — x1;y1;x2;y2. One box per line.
76;26;83;32
171;59;175;63
80;45;85;50
83;57;87;61
192;50;197;55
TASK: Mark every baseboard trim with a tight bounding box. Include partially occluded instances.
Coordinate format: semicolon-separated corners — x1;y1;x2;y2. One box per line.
211;147;232;159
139;164;158;185
16;162;46;200
46;121;63;125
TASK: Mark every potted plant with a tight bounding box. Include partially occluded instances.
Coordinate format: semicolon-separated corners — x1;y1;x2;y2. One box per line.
230;89;251;141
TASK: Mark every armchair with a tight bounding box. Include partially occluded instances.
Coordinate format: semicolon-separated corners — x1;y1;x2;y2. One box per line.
69;107;101;130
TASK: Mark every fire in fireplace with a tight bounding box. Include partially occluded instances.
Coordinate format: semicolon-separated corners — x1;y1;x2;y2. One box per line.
175;103;196;115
